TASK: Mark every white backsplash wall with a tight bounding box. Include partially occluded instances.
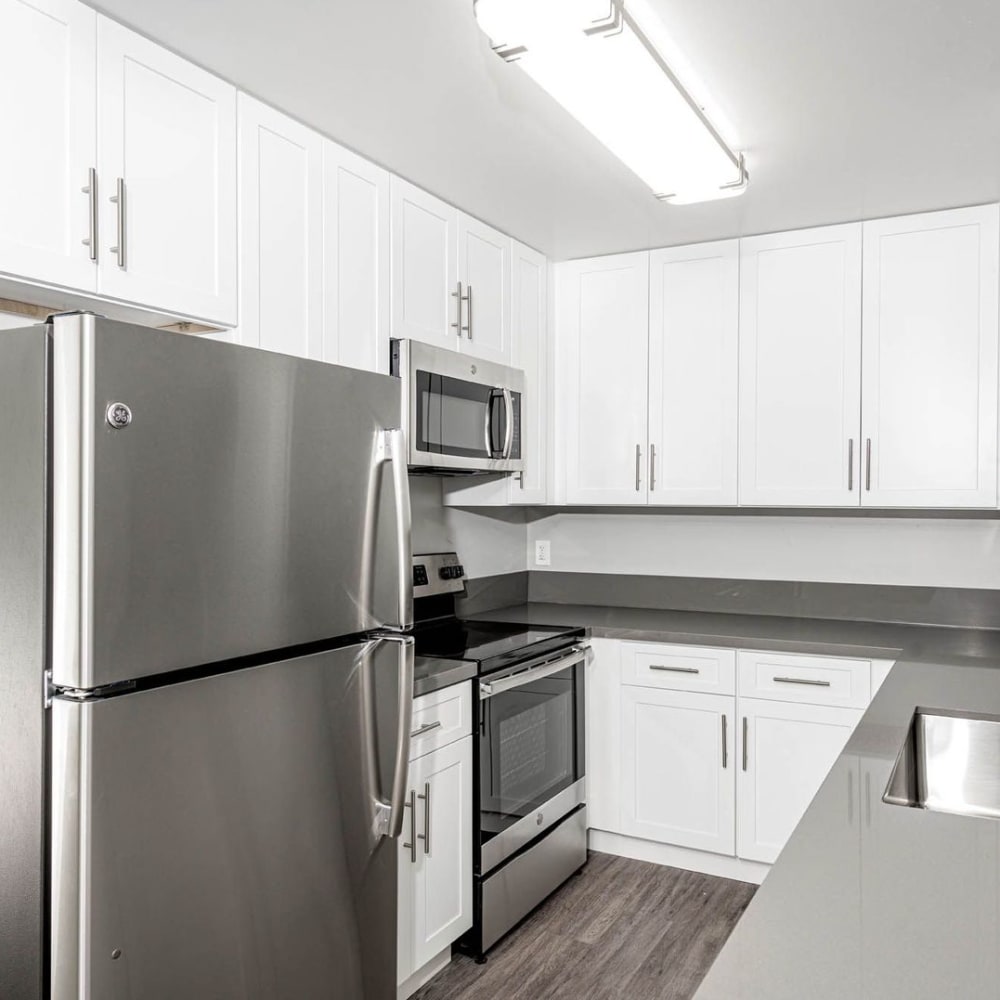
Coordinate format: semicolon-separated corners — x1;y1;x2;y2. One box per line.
410;477;528;578
526;512;1000;589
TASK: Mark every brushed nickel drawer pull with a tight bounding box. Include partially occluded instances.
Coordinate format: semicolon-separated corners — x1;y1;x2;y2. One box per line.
410;720;442;739
742;717;748;772
865;438;872;491
721;715;728;770
773;676;832;687
635;443;641;492
649;664;700;674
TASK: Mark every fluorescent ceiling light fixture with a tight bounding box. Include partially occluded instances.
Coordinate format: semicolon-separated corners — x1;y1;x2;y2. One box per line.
474;0;747;204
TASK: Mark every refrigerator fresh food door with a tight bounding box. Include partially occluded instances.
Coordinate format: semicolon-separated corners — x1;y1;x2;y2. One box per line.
51;314;411;690
51;636;414;1000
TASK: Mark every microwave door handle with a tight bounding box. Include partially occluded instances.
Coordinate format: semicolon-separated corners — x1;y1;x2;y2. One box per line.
501;388;514;459
484;388;500;458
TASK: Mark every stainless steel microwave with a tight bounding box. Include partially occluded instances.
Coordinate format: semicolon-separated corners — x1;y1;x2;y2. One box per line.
390;339;525;475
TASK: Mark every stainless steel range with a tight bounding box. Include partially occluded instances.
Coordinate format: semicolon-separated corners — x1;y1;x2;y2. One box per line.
411;552;590;959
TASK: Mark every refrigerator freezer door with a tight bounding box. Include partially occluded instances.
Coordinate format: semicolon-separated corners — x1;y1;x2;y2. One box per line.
51;637;413;1000
51;315;411;689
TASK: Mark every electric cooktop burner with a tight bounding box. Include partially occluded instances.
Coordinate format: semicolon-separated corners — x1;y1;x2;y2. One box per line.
414;618;583;670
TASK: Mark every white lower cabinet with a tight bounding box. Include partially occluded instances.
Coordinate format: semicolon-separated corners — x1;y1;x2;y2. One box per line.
397;685;473;999
621;685;735;855
590;640;888;878
736;697;862;863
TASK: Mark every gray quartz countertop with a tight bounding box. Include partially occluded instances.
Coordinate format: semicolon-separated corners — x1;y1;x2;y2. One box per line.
413;655;477;698
468;601;1000;999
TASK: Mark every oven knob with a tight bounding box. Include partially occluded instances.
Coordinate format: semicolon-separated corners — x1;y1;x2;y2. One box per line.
536;812;544;826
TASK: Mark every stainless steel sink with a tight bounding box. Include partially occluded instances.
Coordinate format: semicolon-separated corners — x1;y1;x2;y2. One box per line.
883;707;1000;820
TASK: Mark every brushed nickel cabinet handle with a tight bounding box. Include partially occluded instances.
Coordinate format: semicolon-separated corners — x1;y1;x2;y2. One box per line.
649;664;699;674
649;443;656;492
451;281;467;337
721;715;728;770
773;675;831;687
865;438;872;491
466;284;473;339
742;717;748;772
417;781;431;855
81;167;97;261
402;789;417;863
109;176;126;269
410;721;441;739
848;438;854;491
635;444;641;492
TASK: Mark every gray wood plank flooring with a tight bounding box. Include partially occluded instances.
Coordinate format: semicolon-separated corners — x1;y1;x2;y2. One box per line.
412;852;756;1000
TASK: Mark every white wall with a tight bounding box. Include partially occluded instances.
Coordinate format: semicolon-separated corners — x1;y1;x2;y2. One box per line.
0;311;36;330
526;512;1000;589
411;477;527;579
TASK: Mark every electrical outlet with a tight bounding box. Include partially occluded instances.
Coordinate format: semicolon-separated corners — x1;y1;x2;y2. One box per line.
534;540;551;566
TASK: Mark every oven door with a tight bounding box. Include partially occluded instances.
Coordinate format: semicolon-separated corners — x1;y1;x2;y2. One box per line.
477;645;588;874
394;340;524;473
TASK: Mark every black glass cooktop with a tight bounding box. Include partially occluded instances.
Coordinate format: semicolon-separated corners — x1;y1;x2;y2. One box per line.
413;618;584;675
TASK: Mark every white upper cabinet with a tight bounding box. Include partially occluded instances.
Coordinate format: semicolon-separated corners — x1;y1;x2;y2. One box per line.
861;205;999;508
322;140;389;374
556;252;650;505
455;212;511;364
443;239;548;507
237;94;322;358
0;0;96;292
739;225;863;507
390;176;458;347
96;16;237;325
648;241;739;505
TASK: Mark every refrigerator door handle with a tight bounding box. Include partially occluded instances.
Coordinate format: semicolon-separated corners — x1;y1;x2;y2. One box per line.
386;428;413;629
369;633;415;839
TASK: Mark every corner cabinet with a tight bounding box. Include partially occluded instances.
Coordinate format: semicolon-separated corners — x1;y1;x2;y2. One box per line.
237;94;322;357
648;241;739;505
860;205;999;508
738;225;862;507
0;0;97;293
555;252;650;505
398;685;473;999
96;16;237;325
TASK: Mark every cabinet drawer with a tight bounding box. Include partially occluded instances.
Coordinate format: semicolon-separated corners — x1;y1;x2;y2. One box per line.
621;642;736;695
410;682;472;761
737;650;871;708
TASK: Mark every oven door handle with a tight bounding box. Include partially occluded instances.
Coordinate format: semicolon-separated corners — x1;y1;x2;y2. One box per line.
479;645;591;700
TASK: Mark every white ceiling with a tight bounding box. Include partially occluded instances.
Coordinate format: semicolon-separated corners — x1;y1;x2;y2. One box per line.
89;0;1000;260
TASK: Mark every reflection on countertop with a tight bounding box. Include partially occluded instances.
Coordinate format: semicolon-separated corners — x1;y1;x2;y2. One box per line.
470;600;1000;1000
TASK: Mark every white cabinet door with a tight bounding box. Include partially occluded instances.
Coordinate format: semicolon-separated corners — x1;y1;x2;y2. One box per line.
96;16;237;324
322;140;389;374
585;638;623;834
556;252;650;505
620;685;736;855
390;176;458;348
456;212;510;364
398;736;473;978
442;240;548;507
739;225;862;506
861;206;999;508
0;0;96;292
237;95;321;358
648;241;739;505
737;697;861;863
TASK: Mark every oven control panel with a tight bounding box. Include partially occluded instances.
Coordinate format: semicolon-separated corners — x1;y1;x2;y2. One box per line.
413;551;466;598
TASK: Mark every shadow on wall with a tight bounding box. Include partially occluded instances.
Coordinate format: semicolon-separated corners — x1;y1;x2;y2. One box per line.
409;476;528;577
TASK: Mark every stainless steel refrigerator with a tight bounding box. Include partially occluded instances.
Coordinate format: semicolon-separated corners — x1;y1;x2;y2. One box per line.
0;313;414;1000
